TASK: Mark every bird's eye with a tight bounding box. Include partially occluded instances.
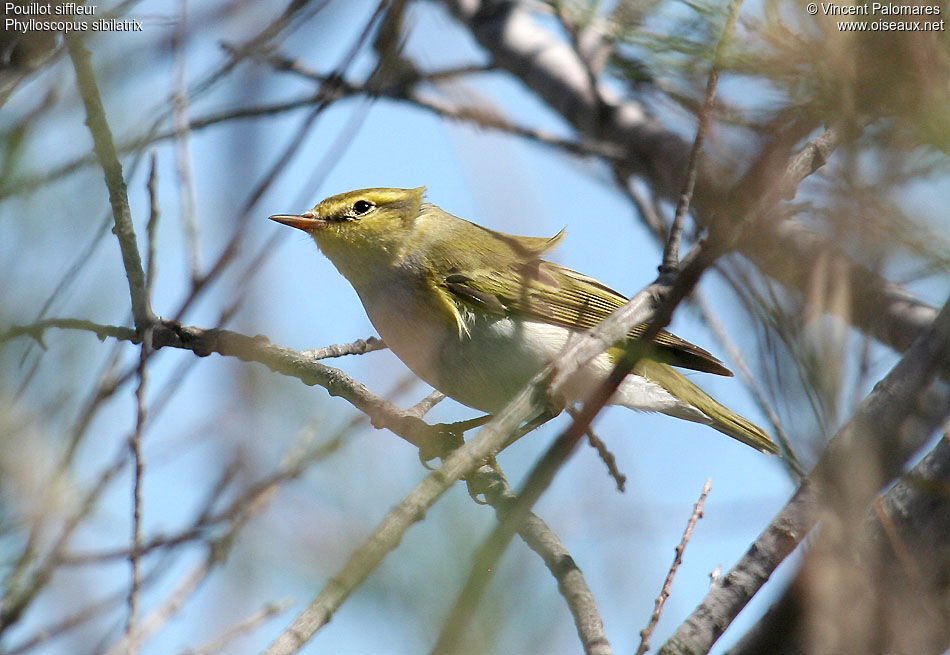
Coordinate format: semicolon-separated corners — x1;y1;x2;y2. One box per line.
352;200;374;216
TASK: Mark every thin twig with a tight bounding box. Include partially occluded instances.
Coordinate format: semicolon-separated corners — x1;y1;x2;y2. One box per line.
125;324;150;655
0;438;129;635
179;599;294;655
172;0;202;281
617;172;667;241
253;47;627;162
568;407;626;492
145;154;160;291
106;418;308;655
406;390;446;418
587;429;626;492
170;1;395;326
0;319;442;452
300;336;386;360
124;156;160;655
661;0;743;273
636;479;711;655
64;424;348;568
550;0;605;109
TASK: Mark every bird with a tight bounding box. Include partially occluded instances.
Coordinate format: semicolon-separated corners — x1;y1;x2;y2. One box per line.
269;187;777;455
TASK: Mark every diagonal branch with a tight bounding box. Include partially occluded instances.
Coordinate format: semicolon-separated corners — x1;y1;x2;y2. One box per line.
727;432;950;655
468;464;613;655
637;479;712;655
439;0;938;357
658;295;950;655
65;34;152;332
662;0;742;272
427;115;896;654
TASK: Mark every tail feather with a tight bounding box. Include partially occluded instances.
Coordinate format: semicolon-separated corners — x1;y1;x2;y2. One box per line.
633;360;779;455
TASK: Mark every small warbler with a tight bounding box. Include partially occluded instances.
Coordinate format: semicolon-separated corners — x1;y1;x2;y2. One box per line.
270;187;777;454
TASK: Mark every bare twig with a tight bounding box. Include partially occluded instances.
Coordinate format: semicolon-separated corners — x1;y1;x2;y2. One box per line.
256;49;626;162
172;0;202;281
63;424;347;568
300;336;386;360
406;390;446;418
179;599;294;655
2;318;136;345
636;479;711;655
170;0;395;326
550;0;606;110
105;414;320;655
124;158;160;655
661;0;743;273
125;324;150;655
0;319;440;452
0;439;129;635
145;154;160;290
568;407;626;492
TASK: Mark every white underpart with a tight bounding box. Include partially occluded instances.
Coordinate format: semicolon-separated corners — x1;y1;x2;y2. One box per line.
467;319;711;423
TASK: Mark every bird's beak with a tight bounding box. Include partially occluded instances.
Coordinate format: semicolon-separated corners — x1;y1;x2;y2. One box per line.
268;211;325;232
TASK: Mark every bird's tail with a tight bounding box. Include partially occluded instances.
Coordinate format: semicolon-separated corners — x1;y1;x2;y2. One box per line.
634;359;779;455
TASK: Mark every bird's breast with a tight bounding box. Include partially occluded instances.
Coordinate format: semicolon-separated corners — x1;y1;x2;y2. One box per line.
355;278;587;412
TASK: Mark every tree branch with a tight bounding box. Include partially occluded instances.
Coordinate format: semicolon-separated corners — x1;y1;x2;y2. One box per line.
66;34;152;331
727;431;950;655
658;296;950;655
637;479;711;655
466;464;613;655
1;319;436;452
439;0;938;357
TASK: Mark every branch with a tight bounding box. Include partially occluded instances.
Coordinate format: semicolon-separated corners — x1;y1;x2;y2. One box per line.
439;0;938;357
728;432;950;655
467;465;613;655
1;319;435;452
637;479;711;655
658;295;950;655
180;598;294;655
662;0;742;272
65;34;152;331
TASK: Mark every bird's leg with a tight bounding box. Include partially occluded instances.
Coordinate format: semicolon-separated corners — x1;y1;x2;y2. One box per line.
417;413;493;468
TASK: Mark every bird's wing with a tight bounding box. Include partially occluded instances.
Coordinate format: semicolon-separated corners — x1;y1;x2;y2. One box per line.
441;259;733;376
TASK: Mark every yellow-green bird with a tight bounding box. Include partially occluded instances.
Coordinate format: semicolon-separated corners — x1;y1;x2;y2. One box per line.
270;187;777;454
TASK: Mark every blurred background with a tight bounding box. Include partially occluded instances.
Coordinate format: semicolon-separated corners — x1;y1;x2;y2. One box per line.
1;0;947;653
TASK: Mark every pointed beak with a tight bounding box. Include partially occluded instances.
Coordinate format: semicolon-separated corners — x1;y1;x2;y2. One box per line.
268;211;325;232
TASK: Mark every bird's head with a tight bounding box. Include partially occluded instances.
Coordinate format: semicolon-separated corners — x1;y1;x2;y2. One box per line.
270;187;425;280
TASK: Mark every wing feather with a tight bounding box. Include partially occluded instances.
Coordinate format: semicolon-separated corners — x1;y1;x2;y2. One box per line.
441;260;733;376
